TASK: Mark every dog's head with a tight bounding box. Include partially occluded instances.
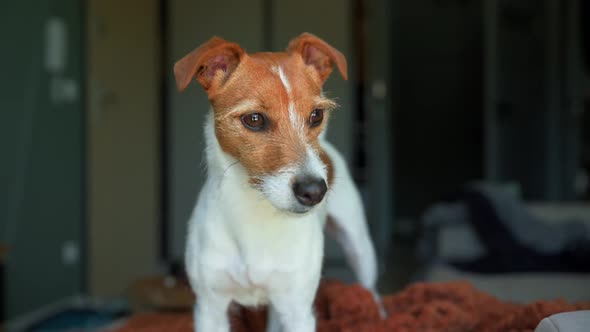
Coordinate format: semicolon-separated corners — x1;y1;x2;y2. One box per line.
174;33;347;214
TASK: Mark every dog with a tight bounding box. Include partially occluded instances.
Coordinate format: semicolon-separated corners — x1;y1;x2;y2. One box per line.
174;33;380;332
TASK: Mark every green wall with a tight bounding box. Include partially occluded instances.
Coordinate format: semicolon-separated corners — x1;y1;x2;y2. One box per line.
0;0;84;319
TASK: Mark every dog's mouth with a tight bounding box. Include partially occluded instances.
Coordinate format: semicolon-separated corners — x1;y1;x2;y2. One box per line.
284;204;315;215
270;200;325;217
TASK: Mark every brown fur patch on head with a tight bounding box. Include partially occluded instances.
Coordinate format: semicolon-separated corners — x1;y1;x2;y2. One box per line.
174;33;347;184
211;53;335;181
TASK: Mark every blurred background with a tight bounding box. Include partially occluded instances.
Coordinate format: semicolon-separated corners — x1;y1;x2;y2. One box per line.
1;0;590;330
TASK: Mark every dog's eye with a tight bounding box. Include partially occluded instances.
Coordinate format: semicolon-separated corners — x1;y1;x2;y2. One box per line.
241;112;266;131
310;109;324;128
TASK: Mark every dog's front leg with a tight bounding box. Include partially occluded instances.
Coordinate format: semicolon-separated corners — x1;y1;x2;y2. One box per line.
194;291;231;332
266;305;283;332
269;288;317;332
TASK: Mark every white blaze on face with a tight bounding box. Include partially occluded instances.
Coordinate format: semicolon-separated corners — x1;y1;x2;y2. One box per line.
278;66;291;94
278;66;304;133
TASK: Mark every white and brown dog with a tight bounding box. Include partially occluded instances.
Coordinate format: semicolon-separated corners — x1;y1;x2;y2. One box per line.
174;33;379;332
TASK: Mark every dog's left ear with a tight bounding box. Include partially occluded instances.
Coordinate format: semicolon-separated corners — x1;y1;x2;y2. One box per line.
174;36;245;92
287;33;348;83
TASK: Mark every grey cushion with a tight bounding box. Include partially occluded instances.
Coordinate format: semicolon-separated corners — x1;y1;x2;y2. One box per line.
535;311;590;332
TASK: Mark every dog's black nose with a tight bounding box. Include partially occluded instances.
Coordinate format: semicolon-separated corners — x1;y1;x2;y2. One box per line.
293;177;327;207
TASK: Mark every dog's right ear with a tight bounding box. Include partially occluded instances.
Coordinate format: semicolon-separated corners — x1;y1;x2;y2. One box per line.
174;37;245;92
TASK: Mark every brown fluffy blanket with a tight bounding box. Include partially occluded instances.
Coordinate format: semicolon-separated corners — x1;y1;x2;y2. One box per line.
117;280;590;332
